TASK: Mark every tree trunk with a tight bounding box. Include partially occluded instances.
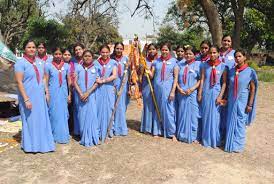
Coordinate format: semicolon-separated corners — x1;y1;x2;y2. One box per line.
200;0;223;47
231;0;245;49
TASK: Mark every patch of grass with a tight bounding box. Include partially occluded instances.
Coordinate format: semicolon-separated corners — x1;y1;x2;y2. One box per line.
260;65;274;71
258;71;274;82
248;61;260;71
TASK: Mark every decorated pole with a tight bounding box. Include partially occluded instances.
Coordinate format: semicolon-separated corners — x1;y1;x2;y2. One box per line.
106;64;129;140
139;55;163;126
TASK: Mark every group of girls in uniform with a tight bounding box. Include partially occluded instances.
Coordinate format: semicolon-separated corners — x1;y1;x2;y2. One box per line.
14;40;128;153
140;35;258;153
14;34;257;154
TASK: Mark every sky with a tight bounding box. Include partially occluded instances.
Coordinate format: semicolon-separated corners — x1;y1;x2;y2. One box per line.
48;0;172;39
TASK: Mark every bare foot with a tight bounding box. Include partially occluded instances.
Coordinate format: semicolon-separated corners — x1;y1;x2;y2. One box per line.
193;140;199;144
172;136;178;142
153;135;159;138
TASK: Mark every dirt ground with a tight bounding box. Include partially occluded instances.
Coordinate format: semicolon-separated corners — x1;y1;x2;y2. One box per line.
0;82;273;184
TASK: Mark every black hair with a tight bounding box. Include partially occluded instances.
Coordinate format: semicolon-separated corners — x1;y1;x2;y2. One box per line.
222;34;232;41
99;44;110;52
61;48;71;54
234;49;247;57
23;39;36;49
147;43;158;50
160;42;171;51
73;42;85;52
114;42;124;50
200;40;212;48
210;45;220;53
176;45;185;51
184;45;193;51
83;50;94;57
51;47;62;54
184;45;195;53
37;42;46;48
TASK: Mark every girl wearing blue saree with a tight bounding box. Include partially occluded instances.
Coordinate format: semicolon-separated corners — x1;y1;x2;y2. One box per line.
219;35;236;141
37;42;51;63
219;35;235;70
62;49;73;133
176;47;201;143
14;40;55;153
176;45;186;64
140;43;158;135
94;45;117;142
70;43;85;136
148;43;179;140
195;40;211;63
225;49;258;153
45;47;71;144
198;46;227;148
111;42;129;136
74;50;99;147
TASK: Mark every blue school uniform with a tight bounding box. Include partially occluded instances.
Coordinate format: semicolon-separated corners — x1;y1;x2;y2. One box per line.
94;59;117;142
140;58;156;134
225;67;258;152
45;62;70;144
152;57;178;138
201;61;226;148
113;56;129;136
219;48;236;141
75;64;100;147
14;57;55;153
70;57;82;135
176;60;201;143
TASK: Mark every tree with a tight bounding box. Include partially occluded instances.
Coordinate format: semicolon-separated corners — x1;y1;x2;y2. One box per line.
157;25;205;50
199;0;223;47
165;0;273;51
0;0;40;50
62;0;122;52
21;17;70;52
231;0;245;49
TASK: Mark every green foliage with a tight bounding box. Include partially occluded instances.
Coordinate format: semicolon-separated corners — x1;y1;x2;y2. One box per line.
0;0;40;50
62;14;122;53
248;60;260;71
258;71;274;82
21;17;70;53
166;0;273;51
157;25;205;50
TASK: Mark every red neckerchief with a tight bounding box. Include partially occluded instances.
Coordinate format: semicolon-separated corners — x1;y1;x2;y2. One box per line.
220;48;233;62
234;63;248;99
160;54;172;81
115;55;123;77
52;59;65;86
23;54;40;84
98;57;110;76
201;55;210;62
37;54;48;62
83;63;94;90
208;59;221;87
183;58;195;84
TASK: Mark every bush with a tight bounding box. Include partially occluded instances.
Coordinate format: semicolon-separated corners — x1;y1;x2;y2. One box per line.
258;71;274;82
248;60;260;71
260;65;274;71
